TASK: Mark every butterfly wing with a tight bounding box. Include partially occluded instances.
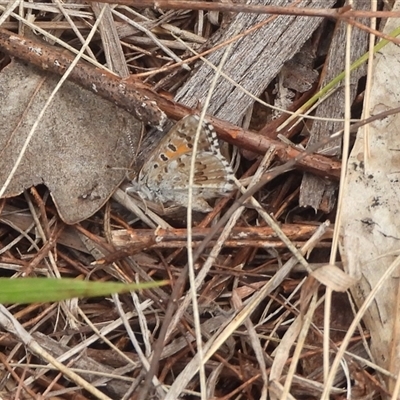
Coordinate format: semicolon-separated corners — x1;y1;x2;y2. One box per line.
134;115;235;210
153;152;233;211
159;151;234;195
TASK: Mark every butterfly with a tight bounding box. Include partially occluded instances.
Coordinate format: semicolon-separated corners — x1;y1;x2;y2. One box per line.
128;115;235;212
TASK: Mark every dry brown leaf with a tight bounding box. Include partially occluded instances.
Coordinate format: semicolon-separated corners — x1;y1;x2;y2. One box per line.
0;60;141;224
339;0;400;388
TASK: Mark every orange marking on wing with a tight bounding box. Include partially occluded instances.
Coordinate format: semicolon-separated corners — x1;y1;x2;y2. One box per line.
163;143;191;159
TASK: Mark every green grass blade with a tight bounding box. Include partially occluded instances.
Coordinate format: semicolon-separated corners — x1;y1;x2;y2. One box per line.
0;278;168;304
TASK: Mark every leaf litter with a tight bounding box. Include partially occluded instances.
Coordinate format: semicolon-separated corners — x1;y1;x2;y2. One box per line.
0;1;398;399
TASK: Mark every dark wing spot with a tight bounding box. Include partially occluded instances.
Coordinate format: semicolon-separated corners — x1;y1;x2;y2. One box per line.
160;153;169;162
167;143;177;152
195;162;207;171
195;174;208;182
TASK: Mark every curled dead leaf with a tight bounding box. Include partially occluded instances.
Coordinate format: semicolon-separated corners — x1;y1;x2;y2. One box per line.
311;264;359;292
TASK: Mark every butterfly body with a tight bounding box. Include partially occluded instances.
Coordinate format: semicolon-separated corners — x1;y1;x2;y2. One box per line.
130;115;235;212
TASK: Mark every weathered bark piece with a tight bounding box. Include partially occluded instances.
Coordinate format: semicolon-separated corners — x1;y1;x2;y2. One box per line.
92;2;130;78
299;0;369;212
175;0;335;124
